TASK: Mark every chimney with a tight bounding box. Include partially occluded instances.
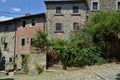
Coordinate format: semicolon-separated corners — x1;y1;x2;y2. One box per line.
25;13;30;16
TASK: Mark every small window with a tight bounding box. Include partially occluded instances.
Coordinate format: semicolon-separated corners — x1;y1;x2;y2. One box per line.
118;2;120;9
91;1;99;11
22;21;26;27
56;7;61;13
30;38;34;45
21;38;25;46
9;58;12;62
73;23;79;30
5;26;8;32
56;23;62;31
117;1;120;10
4;42;8;50
31;19;36;26
73;6;79;13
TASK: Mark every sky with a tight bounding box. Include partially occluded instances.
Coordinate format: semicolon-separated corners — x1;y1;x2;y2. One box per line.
0;0;46;21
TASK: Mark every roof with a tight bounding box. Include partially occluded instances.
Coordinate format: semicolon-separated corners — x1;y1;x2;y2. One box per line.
45;0;87;4
0;13;45;24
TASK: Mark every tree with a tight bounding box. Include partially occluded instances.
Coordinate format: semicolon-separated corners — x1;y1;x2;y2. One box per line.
32;29;48;52
86;12;120;59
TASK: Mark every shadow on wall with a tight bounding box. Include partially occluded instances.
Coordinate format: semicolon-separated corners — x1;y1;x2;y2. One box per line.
116;73;120;80
0;78;14;80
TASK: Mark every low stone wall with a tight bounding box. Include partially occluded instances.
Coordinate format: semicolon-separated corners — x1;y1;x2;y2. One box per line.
28;52;46;75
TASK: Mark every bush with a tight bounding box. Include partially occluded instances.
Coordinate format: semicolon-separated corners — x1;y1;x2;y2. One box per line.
22;55;29;73
35;63;44;74
51;39;106;67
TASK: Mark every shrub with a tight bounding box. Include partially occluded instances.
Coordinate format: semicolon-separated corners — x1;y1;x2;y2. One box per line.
35;63;44;74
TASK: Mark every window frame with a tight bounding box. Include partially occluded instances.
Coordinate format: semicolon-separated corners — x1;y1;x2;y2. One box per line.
91;0;100;11
56;7;61;13
21;38;26;46
31;19;36;26
55;23;62;31
73;6;79;13
73;22;79;31
22;21;26;28
30;38;34;46
116;0;120;10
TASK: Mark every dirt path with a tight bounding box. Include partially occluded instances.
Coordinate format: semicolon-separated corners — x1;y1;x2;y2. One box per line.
0;63;120;80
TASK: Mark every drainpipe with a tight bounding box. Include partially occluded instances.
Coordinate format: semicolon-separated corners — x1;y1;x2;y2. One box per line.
13;21;17;70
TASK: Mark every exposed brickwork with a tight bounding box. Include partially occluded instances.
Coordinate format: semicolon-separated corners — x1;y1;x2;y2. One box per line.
16;17;45;54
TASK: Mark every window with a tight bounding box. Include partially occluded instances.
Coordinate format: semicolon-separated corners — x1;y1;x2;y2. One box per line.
5;26;8;32
117;1;120;10
56;7;61;13
4;42;8;51
21;38;25;46
56;23;62;31
118;2;120;9
22;21;26;27
73;23;79;30
30;38;34;45
91;0;99;11
73;6;78;13
31;19;36;26
9;58;12;62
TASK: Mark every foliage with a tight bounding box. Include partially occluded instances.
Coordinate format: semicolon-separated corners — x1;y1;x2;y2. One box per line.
50;38;106;67
32;29;48;51
35;63;44;74
86;12;120;59
22;55;29;73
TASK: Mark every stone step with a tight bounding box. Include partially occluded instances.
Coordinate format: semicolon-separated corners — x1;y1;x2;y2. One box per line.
0;71;8;77
46;64;63;71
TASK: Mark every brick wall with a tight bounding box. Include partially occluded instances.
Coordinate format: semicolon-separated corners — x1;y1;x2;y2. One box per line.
16;17;45;55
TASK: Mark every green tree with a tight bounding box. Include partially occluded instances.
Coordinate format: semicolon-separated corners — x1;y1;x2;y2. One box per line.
86;12;120;59
32;29;48;51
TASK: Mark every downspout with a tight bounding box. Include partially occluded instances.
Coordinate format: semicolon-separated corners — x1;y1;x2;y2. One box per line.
13;21;17;70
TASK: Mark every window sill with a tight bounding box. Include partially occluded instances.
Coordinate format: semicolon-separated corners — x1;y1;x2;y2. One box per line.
71;13;81;16
54;31;64;33
54;14;64;16
91;10;100;12
116;10;120;12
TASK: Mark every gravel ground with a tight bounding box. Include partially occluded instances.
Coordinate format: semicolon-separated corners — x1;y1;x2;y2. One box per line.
0;63;120;80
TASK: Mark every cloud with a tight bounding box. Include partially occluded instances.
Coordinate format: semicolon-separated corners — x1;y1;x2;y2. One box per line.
11;8;21;12
0;16;13;21
0;0;7;2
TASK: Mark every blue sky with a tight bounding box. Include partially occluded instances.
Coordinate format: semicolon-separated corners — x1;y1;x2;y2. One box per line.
0;0;46;21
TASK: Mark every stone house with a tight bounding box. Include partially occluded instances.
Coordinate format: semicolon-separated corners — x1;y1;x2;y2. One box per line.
87;0;120;14
0;13;45;70
0;20;16;70
45;0;88;39
15;13;45;69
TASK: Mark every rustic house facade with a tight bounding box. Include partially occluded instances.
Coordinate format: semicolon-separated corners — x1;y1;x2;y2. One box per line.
0;13;45;70
0;21;16;70
0;0;120;71
87;0;120;14
45;1;88;39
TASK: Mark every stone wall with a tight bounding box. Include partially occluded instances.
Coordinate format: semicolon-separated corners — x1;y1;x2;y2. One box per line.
0;23;16;70
28;52;46;75
87;0;117;13
46;2;87;40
